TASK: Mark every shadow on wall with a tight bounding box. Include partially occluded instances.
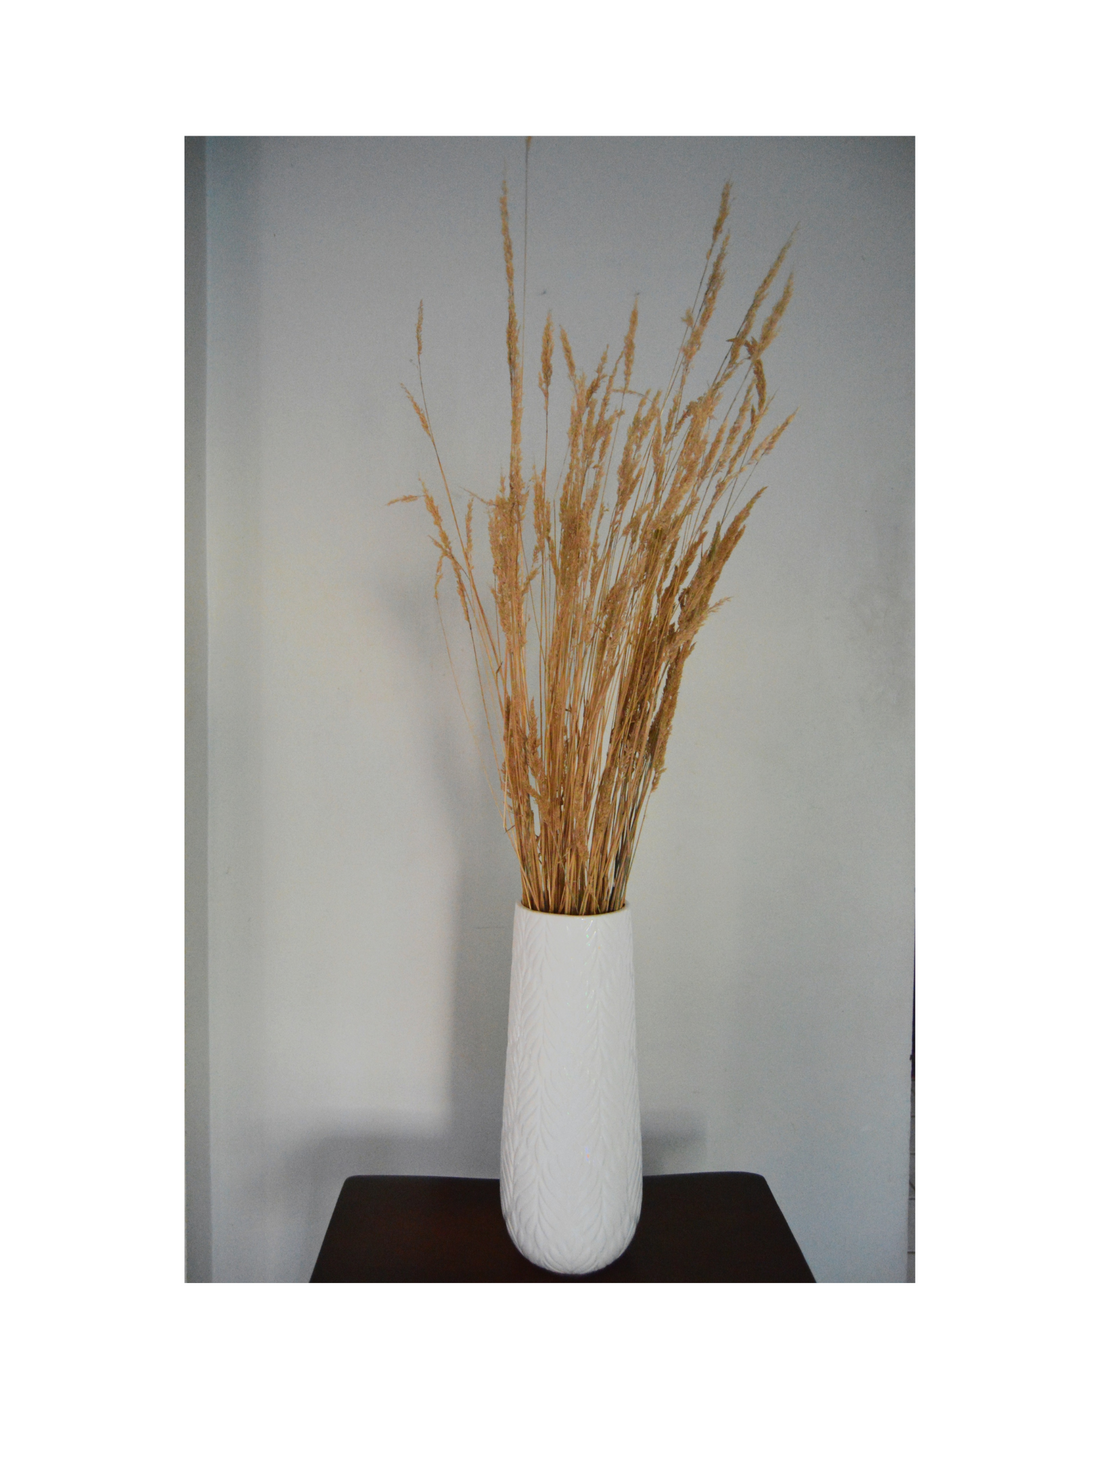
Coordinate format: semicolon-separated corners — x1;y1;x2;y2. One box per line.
641;1114;708;1175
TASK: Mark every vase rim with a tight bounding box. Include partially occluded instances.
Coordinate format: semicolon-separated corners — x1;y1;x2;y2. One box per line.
515;900;630;920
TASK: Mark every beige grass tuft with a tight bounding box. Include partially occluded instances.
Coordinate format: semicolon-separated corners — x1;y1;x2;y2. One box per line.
398;179;795;914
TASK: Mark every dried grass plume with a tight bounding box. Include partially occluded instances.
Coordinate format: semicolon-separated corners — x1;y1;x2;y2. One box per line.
394;173;796;914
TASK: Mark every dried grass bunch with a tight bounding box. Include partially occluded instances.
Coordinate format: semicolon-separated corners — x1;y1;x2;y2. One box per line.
396;174;795;915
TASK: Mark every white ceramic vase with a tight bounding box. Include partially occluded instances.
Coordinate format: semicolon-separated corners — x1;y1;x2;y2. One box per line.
500;902;643;1274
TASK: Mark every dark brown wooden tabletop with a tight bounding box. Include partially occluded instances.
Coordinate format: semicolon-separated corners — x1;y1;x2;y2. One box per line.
310;1172;814;1282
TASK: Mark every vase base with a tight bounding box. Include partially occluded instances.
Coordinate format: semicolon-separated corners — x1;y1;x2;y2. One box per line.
501;1182;642;1275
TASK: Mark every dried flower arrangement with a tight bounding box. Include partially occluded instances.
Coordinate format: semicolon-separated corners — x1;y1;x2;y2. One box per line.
395;161;795;916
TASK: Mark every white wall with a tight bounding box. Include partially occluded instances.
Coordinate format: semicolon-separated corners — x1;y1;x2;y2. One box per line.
194;136;913;1282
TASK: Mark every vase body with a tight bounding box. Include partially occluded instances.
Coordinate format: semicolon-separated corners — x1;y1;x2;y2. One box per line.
500;902;643;1274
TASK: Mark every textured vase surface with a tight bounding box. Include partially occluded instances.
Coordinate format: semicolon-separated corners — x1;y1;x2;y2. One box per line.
500;902;643;1274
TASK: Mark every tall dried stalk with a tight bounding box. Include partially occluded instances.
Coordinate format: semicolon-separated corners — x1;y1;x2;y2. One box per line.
394;179;795;914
